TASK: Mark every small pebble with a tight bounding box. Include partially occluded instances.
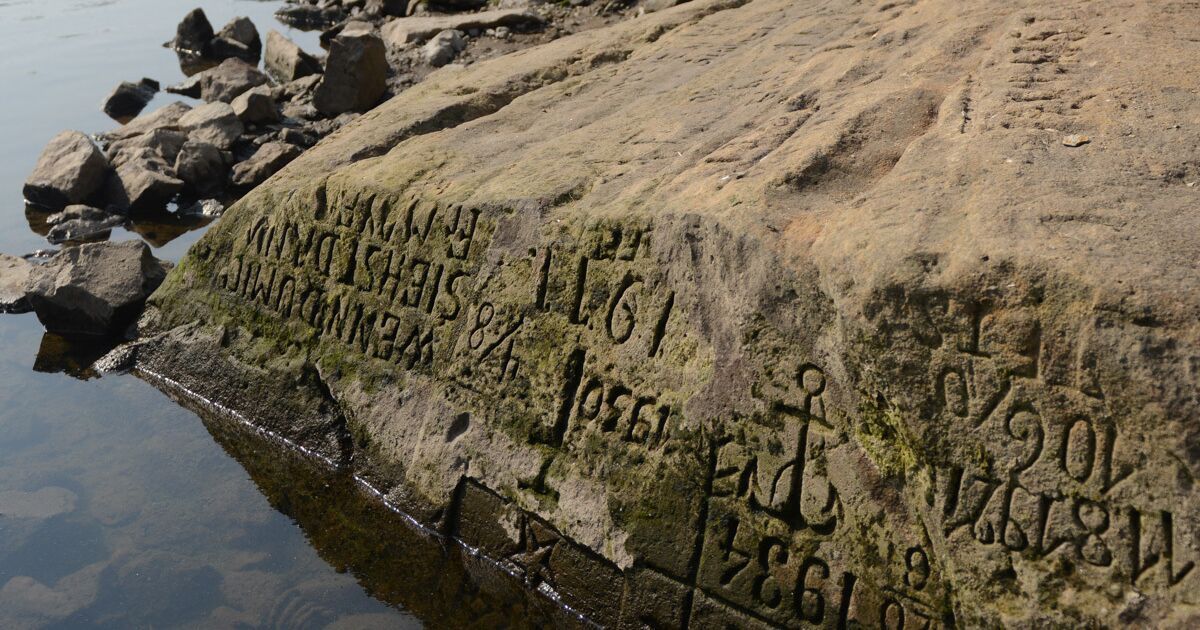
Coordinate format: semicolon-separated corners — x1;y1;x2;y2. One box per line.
1062;134;1090;147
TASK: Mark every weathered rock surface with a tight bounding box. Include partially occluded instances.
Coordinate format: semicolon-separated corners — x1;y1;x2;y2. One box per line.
421;30;465;68
313;31;387;116
264;30;322;82
381;8;542;47
231;85;280;125
138;0;1200;627
169;8;214;55
23;131;110;210
178;102;244;149
46;205;125;245
168;58;270;104
230;141;301;188
216;16;262;62
174;140;228;193
29;240;170;336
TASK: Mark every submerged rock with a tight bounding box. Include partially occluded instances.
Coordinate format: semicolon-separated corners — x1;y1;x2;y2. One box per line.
27;240;169;336
381;8;542;47
313;31;387;116
136;0;1200;627
178;101;244;149
23;131;110;210
100;78;160;122
168;58;270;104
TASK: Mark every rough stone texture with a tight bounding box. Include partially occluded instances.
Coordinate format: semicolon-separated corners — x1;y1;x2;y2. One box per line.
105;152;185;211
46;205;124;245
229;142;301;188
264;30;322;82
29;240;170;336
313;32;388;116
169;58;270;104
179;102;244;149
174;140;228;193
106;128;187;169
23;131;110;210
231;85;280;125
139;1;1200;627
381;9;543;47
0;254;33;314
170;8;214;55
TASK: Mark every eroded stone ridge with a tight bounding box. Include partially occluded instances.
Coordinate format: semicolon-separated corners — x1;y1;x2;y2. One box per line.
140;0;1200;626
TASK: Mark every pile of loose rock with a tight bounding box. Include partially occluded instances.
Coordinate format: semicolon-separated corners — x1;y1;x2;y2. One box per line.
13;0;679;339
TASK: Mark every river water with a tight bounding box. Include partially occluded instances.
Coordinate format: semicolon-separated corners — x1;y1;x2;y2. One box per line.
0;2;532;628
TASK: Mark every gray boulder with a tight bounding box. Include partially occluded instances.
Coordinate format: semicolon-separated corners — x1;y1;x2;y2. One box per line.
264;31;322;82
174;140;227;193
101;78;160;122
23;131;110;210
101;102;192;143
0;254;32;314
25;240;170;336
230;141;301;187
168;58;270;103
231;86;280;125
313;32;387;116
216;16;262;61
421;29;465;67
179;102;244;149
105;152;185;211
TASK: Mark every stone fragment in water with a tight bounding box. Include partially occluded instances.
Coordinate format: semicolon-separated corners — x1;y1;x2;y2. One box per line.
169;7;214;55
313;31;388;116
100;78;160;122
0;487;78;519
168;58;270;104
179;101;244;149
25;240;170;335
45;205;124;245
0;253;33;314
23;131;110;210
216;16;262;62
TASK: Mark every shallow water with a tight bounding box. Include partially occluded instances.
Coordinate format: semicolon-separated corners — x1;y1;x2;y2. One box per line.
0;2;497;628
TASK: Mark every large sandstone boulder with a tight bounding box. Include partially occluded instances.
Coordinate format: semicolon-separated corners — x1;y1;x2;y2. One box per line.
136;0;1200;627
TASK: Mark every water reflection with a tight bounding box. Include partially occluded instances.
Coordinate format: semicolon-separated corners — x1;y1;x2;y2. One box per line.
154;378;592;630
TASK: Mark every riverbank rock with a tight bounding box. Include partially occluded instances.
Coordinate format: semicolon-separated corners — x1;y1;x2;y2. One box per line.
313;31;388;116
0;254;33;314
101;79;160;122
215;16;263;63
230;142;301;188
421;30;465;67
23;131;110;210
264;31;322;82
137;0;1200;627
179;102;244;149
28;240;169;336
